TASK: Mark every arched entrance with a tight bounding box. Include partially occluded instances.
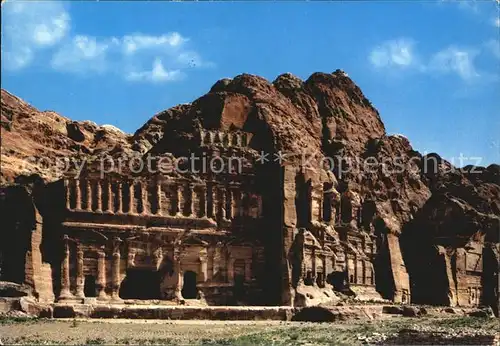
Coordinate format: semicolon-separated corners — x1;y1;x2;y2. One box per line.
181;271;198;299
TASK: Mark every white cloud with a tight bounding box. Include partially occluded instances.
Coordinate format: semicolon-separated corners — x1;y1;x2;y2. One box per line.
369;38;498;82
50;32;210;82
126;58;183;83
33;12;70;46
1;3;211;83
369;39;416;68
121;33;187;55
1;2;70;70
51;35;110;73
429;46;480;80
493;17;500;27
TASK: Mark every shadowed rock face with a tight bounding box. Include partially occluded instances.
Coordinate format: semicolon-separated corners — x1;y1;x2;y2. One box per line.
0;70;498;313
1;89;133;184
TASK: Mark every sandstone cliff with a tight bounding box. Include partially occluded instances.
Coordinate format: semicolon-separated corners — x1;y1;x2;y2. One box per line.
0;89;132;184
1;70;498;311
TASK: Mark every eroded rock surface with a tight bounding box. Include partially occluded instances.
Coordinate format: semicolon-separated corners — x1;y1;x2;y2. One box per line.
0;70;498;315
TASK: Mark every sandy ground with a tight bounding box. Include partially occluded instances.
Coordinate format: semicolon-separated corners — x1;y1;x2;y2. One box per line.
0;317;498;345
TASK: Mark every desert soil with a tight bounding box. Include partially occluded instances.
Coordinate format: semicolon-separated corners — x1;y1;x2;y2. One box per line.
0;316;499;345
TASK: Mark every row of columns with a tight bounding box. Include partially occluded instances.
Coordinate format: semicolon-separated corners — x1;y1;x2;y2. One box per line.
58;236;122;302
200;129;249;147
65;179;148;215
65;179;262;221
347;256;374;285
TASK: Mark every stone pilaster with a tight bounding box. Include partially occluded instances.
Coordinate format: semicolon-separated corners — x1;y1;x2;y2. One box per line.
208;183;217;219
187;183;195;217
127;248;136;268
212;242;222;280
199;249;208;282
176;183;185;217
96;247;108;301
116;182;123;214
140;181;148;214
173;247;183;300
65;180;71;210
96;180;102;212
75;244;85;299
111;238;122;301
75;179;81;210
86;179;92;211
58;235;73;300
128;181;135;214
107;180;113;213
219;186;227;221
155;182;162;215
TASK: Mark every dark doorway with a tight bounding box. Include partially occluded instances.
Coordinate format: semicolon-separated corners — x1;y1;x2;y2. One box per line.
119;269;160;299
304;271;314;286
316;272;325;288
181;271;198;299
84;275;97;297
234;274;245;301
295;173;312;228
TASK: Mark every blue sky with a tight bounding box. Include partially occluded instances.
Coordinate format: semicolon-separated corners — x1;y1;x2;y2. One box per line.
2;0;499;165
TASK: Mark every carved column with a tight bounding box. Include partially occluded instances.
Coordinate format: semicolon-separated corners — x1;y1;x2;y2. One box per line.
75;244;85;299
199;249;208;282
116;182;123;214
107;180;113;213
173;246;183;300
75;179;81;210
127;248;136;268
65;180;71;210
176;182;185;217
128;181;135;214
244;259;252;282
187;183;195;217
96;180;102;212
155;182;162;215
208;183;217;219
96;247;108;300
200;129;205;145
86;179;92;211
311;248;317;286
59;235;73;300
219;186;227;221
230;187;240;218
140;181;148;214
111;238;122;301
212;242;222;280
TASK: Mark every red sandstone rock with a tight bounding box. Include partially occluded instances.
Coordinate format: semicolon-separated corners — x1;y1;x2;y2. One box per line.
0;70;498;316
